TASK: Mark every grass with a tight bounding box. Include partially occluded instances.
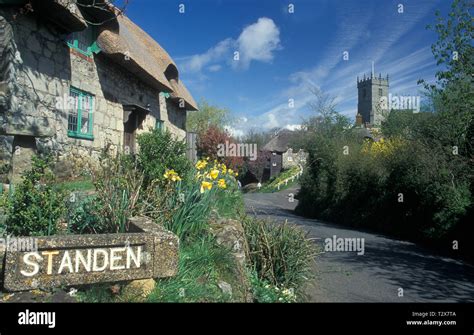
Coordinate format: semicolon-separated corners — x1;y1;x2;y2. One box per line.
148;236;246;302
214;188;245;218
55;178;95;193
242;215;316;300
259;166;301;193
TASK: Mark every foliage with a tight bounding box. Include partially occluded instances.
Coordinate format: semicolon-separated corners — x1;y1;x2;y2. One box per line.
4;155;67;237
249;271;297;303
242;216;315;298
158;158;240;240
196;125;244;171
67;196;106;235
243;150;271;183
148;237;239;302
137;128;191;187
55;178;94;193
259;166;301;193
69;152;144;234
186;100;231;135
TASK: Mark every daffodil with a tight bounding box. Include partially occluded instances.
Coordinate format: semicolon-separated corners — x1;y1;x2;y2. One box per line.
200;181;212;193
195;160;207;170
209;169;219;180
163;169;181;182
217;179;227;189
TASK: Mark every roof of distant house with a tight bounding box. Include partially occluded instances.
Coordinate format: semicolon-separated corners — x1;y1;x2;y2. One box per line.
263;129;296;153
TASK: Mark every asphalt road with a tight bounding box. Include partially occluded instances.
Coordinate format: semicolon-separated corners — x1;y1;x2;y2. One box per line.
244;187;474;302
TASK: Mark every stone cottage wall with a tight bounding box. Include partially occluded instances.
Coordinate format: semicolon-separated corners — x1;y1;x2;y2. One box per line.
282;148;307;170
0;9;188;181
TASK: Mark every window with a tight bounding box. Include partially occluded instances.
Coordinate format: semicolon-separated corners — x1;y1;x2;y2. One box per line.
68;87;94;140
379;88;383;96
155;120;165;132
66;28;100;57
363;89;367;99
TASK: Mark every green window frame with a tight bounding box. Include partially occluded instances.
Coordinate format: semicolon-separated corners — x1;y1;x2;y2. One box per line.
67;87;94;140
66;27;101;57
155;120;165;132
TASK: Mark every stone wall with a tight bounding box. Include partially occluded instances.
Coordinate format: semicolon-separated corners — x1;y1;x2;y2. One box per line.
282;148;307;170
0;8;188;181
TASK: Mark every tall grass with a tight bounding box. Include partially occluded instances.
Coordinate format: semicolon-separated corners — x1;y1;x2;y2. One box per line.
148;237;239;302
242;216;316;297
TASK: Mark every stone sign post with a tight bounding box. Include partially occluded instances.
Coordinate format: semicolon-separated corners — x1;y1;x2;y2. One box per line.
1;217;179;292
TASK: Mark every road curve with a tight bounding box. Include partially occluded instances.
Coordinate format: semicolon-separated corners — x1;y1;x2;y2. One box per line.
244;187;474;302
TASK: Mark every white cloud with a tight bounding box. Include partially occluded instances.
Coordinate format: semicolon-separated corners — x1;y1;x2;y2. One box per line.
178;17;281;75
285;124;302;131
235;17;281;69
180;38;233;73
207;64;222;72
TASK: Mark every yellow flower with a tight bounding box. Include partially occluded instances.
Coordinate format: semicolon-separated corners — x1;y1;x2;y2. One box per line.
221;164;227;174
209;169;219;180
195;160;207;170
228;169;234;176
217;179;227;189
163;169;181;182
200;181;212;193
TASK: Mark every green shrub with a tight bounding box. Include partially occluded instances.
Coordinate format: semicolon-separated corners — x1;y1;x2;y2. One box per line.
74;151;144;234
242;216;315;298
67;196;106;235
249;271;297;303
157;170;215;240
5;155;67;237
149;237;237;302
137;129;191;186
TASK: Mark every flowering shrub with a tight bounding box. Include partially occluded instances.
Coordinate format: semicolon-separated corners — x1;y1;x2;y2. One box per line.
194;158;238;194
250;272;297;303
159;158;240;240
361;137;405;157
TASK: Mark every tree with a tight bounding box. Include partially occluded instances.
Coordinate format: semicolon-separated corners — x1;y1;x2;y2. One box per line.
186;100;231;135
196;125;243;171
419;0;474;156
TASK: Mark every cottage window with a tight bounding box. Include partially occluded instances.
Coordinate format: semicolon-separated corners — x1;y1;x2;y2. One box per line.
68;88;94;140
66;27;100;57
155;120;165;132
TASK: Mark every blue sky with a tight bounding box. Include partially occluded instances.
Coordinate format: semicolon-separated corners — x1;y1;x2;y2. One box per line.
124;0;450;135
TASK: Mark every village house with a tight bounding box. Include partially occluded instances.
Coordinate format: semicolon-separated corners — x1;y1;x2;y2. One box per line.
0;0;198;183
262;129;307;180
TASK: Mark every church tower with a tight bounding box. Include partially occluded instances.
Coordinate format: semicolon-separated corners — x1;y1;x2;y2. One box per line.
357;66;389;127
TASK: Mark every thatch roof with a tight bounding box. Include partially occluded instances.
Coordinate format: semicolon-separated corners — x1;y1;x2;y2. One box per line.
97;13;198;111
263;129;295;153
19;0;197;110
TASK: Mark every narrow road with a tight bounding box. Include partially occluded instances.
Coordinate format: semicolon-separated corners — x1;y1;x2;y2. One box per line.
244;187;474;302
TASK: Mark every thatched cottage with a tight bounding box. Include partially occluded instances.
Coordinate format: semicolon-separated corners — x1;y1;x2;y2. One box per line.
0;0;198;183
262;130;307;179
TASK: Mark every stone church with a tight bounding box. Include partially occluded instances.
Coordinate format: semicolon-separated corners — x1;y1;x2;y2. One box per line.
355;70;389;128
0;0;198;183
